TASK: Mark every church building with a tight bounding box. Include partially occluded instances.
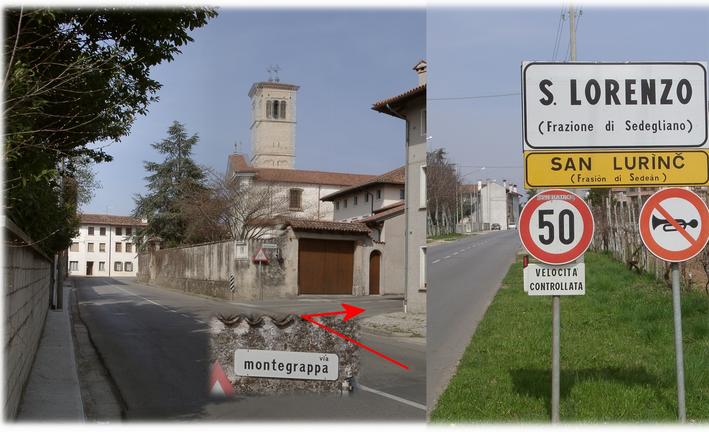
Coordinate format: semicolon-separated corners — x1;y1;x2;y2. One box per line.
228;75;376;221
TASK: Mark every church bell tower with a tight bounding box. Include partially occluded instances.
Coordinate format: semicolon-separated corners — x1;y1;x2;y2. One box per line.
248;66;298;169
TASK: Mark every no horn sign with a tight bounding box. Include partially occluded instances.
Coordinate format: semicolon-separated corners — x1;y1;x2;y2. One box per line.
639;188;709;262
519;189;594;265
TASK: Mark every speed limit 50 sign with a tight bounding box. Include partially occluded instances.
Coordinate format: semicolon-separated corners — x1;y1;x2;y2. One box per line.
519;189;595;265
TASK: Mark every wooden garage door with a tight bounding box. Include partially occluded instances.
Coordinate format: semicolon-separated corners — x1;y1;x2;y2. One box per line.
298;238;354;294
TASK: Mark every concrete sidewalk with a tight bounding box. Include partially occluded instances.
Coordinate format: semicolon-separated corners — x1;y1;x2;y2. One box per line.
361;312;426;338
17;280;85;421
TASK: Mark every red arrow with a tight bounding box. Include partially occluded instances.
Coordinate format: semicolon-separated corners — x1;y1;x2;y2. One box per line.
301;303;409;370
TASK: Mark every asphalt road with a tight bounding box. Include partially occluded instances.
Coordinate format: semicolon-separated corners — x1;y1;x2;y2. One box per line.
73;277;425;421
426;230;521;410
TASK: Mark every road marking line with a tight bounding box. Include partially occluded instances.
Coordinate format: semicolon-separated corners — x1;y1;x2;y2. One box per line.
432;259;441;264
113;285;165;308
452;252;459;256
358;384;426;411
444;255;451;259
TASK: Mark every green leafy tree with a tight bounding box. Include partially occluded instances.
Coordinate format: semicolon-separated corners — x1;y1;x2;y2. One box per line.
133;121;206;248
4;7;217;254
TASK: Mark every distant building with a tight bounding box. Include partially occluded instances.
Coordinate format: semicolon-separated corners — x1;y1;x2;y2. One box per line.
372;60;427;313
67;214;147;277
464;180;521;231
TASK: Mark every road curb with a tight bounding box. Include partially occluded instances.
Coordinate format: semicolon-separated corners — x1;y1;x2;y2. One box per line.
70;278;126;421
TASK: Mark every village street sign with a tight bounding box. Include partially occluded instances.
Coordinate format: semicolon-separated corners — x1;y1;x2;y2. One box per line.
524;150;709;189
519;189;594;265
522;62;708;150
639;188;709;262
524;261;585;296
234;349;339;381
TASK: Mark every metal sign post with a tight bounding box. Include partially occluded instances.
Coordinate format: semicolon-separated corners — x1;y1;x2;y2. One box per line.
520;190;593;422
551;295;561;423
638;187;709;422
671;262;687;422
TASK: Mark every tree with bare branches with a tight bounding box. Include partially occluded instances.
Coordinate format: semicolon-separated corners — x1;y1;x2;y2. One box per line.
426;148;461;236
179;171;291;243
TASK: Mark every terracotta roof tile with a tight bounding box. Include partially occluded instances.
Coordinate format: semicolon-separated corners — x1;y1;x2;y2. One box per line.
321;166;405;201
255;169;375;187
361;202;405;223
373;200;405;214
372;84;426;113
79;213;147;226
228;154;257;173
226;153;375;186
286;218;371;234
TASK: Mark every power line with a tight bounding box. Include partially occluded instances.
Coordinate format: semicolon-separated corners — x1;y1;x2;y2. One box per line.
552;5;566;60
429;92;520;101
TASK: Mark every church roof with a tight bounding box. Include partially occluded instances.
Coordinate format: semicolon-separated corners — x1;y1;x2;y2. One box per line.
227;153;375;187
255;169;375;187
320;166;405;201
228;154;258;173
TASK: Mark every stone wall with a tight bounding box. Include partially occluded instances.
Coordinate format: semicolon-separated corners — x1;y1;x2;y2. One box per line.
3;217;54;419
137;230;298;300
210;314;359;394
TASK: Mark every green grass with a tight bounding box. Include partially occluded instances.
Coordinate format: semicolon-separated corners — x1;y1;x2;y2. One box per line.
427;232;468;242
431;252;709;423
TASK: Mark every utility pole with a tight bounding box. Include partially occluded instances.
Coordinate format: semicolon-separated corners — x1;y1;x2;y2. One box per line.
552;3;577;424
569;3;577;62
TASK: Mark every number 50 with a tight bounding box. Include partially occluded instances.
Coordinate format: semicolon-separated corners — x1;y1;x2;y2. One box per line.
538;209;574;245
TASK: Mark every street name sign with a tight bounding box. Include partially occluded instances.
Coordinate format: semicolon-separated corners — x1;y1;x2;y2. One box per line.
639;188;709;262
235;241;248;260
524;150;709;189
234;349;339;381
519;189;594;265
524;261;585;296
522;62;708;150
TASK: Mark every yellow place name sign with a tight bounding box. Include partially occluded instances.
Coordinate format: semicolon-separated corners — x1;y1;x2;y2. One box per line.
524;150;709;188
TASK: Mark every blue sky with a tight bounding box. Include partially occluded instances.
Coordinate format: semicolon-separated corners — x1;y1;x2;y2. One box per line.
85;9;425;215
427;6;709;196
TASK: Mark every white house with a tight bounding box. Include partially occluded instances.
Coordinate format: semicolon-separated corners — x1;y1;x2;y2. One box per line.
321;166;406;296
323;166;405;223
371;60;428;313
67;214;147;277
